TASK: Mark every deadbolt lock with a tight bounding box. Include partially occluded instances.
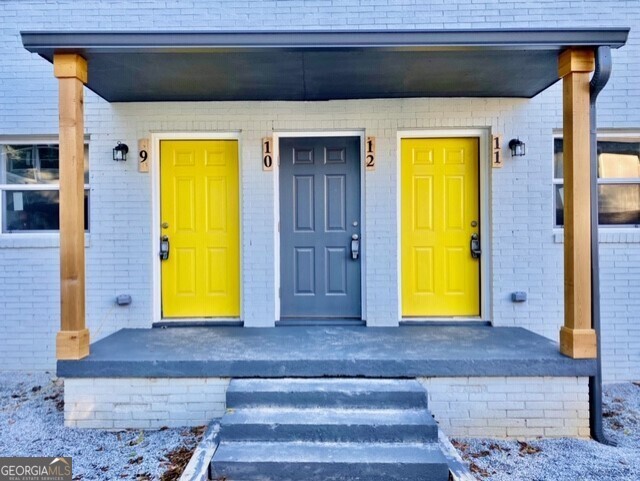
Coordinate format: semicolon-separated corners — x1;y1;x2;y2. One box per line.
470;233;481;259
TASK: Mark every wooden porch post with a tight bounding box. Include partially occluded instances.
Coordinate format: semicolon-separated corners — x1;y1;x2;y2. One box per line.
54;53;90;360
558;48;597;359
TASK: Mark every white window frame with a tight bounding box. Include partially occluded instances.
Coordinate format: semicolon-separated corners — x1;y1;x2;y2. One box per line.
553;130;640;232
0;137;90;237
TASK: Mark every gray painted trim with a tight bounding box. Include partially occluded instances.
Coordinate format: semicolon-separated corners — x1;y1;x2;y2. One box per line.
20;29;629;102
589;46;616;447
276;319;366;327
21;29;630;54
179;423;220;481
57;358;597;378
438;429;475;481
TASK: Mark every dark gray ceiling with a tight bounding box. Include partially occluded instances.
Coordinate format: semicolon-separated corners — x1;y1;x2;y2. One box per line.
21;29;629;102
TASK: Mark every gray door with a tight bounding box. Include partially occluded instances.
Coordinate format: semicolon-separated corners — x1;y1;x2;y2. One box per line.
280;137;361;319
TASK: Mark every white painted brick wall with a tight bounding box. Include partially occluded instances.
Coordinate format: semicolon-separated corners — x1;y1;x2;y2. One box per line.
420;377;591;438
64;378;229;429
0;1;638;382
66;375;589;434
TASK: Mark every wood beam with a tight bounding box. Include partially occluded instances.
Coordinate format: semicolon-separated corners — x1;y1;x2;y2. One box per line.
558;48;597;359
54;53;89;360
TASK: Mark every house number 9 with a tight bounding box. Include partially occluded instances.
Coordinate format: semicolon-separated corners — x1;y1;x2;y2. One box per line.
138;138;150;173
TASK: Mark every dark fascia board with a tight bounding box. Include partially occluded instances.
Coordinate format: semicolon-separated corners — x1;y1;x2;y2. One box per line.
21;28;630;56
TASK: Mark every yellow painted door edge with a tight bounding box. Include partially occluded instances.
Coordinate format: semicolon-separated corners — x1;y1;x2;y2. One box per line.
401;137;480;317
160;140;240;317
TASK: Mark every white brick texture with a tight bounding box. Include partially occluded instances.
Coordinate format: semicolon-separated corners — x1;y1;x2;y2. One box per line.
64;378;230;429
0;1;638;383
66;376;589;434
420;377;591;438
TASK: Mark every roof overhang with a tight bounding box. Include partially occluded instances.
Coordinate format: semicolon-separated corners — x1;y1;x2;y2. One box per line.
21;29;629;102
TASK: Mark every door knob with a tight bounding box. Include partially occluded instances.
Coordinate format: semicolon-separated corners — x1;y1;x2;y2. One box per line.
351;234;360;260
470;233;481;259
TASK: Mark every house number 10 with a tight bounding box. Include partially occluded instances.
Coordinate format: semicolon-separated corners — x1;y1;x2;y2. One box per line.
262;137;273;171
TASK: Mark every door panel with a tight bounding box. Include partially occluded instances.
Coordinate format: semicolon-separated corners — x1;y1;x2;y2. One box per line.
294;176;315;231
280;137;361;318
402;138;480;316
161;140;240;317
294;247;315;294
325;175;346;231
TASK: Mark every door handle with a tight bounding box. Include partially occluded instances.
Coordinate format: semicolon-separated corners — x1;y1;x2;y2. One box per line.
160;235;170;261
470;233;481;259
351;234;360;260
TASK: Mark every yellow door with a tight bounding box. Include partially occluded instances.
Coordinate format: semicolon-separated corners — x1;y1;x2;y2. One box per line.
160;140;240;317
401;138;480;316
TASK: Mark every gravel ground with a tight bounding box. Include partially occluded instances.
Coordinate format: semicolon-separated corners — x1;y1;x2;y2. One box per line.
453;382;640;481
3;372;639;480
0;372;208;481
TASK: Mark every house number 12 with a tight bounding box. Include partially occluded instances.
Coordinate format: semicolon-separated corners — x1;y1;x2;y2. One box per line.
365;136;376;171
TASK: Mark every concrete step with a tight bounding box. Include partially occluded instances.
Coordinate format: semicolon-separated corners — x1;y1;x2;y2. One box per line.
226;378;429;409
210;441;450;481
220;407;438;442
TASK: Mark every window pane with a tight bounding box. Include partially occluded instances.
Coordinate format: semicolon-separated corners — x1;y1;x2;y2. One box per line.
4;145;37;184
555;184;564;226
598;184;640;225
3;190;89;232
555;183;640;226
36;145;59;183
553;138;563;179
2;144;89;184
598;152;640;179
554;138;640;181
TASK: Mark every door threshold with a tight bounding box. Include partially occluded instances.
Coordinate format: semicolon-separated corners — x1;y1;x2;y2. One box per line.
400;320;491;327
153;320;244;328
276;318;366;327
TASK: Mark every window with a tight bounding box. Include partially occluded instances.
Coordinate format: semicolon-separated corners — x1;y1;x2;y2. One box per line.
0;143;89;233
554;134;640;228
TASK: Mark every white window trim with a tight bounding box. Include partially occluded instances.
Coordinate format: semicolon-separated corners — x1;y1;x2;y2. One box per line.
0;137;90;239
552;131;640;233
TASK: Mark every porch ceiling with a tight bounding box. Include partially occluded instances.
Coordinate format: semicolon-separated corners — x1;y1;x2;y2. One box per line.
57;326;596;378
21;29;628;102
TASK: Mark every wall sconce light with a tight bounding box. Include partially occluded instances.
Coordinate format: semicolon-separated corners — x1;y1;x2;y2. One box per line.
508;138;526;157
113;141;129;161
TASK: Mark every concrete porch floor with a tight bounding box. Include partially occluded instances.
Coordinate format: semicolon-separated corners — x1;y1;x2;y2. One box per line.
57;326;596;378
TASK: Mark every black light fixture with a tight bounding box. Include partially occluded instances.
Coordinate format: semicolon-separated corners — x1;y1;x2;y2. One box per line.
113;141;129;161
508;138;526;157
